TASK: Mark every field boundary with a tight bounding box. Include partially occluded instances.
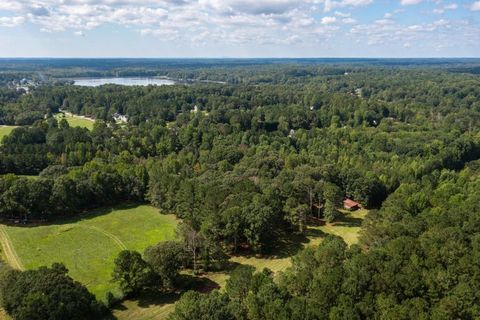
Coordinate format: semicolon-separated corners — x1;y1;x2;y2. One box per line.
0;225;24;270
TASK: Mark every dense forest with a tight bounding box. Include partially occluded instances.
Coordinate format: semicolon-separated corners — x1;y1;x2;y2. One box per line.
1;59;480;319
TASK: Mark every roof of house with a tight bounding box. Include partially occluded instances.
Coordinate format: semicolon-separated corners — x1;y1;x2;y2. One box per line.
344;198;361;208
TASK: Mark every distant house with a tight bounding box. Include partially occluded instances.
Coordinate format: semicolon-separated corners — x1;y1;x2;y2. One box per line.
355;88;363;97
343;198;362;210
113;113;128;123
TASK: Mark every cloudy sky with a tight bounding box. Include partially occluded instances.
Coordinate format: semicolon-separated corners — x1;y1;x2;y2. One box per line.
0;0;479;57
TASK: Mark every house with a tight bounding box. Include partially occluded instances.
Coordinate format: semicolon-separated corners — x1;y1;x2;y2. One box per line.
355;88;363;97
343;198;362;210
113;113;129;123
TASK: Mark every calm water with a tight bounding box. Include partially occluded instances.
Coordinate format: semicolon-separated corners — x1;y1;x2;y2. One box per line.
73;77;175;87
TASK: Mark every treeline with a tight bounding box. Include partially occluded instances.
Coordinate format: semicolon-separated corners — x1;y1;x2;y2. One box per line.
0;161;147;220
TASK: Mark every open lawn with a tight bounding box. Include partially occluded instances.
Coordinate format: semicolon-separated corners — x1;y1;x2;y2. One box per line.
0;125;17;142
309;209;368;247
1;205;177;300
113;209;368;320
55;112;95;130
231;209;368;274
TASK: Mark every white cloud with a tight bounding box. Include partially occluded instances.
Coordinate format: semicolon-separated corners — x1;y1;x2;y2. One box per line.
334;11;350;17
444;3;458;10
0;0;477;55
324;0;372;12
375;19;394;25
434;3;458;13
342;17;357;24
401;0;422;5
321;16;337;24
471;1;480;11
0;16;25;27
140;28;180;41
348;16;479;51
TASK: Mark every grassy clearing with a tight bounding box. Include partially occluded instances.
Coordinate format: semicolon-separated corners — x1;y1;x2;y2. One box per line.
3;205;177;300
55;113;95;130
114;295;178;320
114;209;368;320
0;125;17;142
231;209;368;275
309;209;368;247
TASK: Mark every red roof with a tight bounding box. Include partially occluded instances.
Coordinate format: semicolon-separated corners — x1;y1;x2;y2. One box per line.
344;198;361;208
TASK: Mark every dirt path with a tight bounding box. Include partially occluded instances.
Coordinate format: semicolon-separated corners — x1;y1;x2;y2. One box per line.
76;225;127;250
0;225;24;270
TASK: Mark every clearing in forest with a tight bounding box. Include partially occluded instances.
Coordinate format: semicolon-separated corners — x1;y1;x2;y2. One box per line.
55;112;95;130
0;125;17;142
1;205;178;300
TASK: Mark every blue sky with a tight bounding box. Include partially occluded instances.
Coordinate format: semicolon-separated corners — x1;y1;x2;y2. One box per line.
0;0;479;57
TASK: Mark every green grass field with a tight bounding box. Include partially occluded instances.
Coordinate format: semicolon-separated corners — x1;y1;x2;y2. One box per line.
0;126;17;142
54;113;95;130
3;205;177;300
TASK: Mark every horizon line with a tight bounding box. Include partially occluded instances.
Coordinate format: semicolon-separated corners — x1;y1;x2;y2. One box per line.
0;56;479;60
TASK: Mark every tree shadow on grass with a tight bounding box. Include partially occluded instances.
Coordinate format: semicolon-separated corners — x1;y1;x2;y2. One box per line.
111;271;230;319
233;227;326;260
13;202;146;228
137;292;181;309
263;228;325;258
111;291;180;313
330;215;363;228
178;273;222;293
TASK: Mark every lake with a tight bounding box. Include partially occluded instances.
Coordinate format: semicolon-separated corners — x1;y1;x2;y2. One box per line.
73;77;175;87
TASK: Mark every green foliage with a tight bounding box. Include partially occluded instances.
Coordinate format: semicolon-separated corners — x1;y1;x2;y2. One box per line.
0;161;148;220
0;263;106;320
112;250;156;296
144;241;186;289
323;200;338;223
225;265;255;301
168;290;234;320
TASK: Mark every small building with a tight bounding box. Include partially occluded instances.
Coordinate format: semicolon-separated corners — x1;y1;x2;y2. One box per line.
113;113;128;123
355;88;363;97
343;198;362;211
